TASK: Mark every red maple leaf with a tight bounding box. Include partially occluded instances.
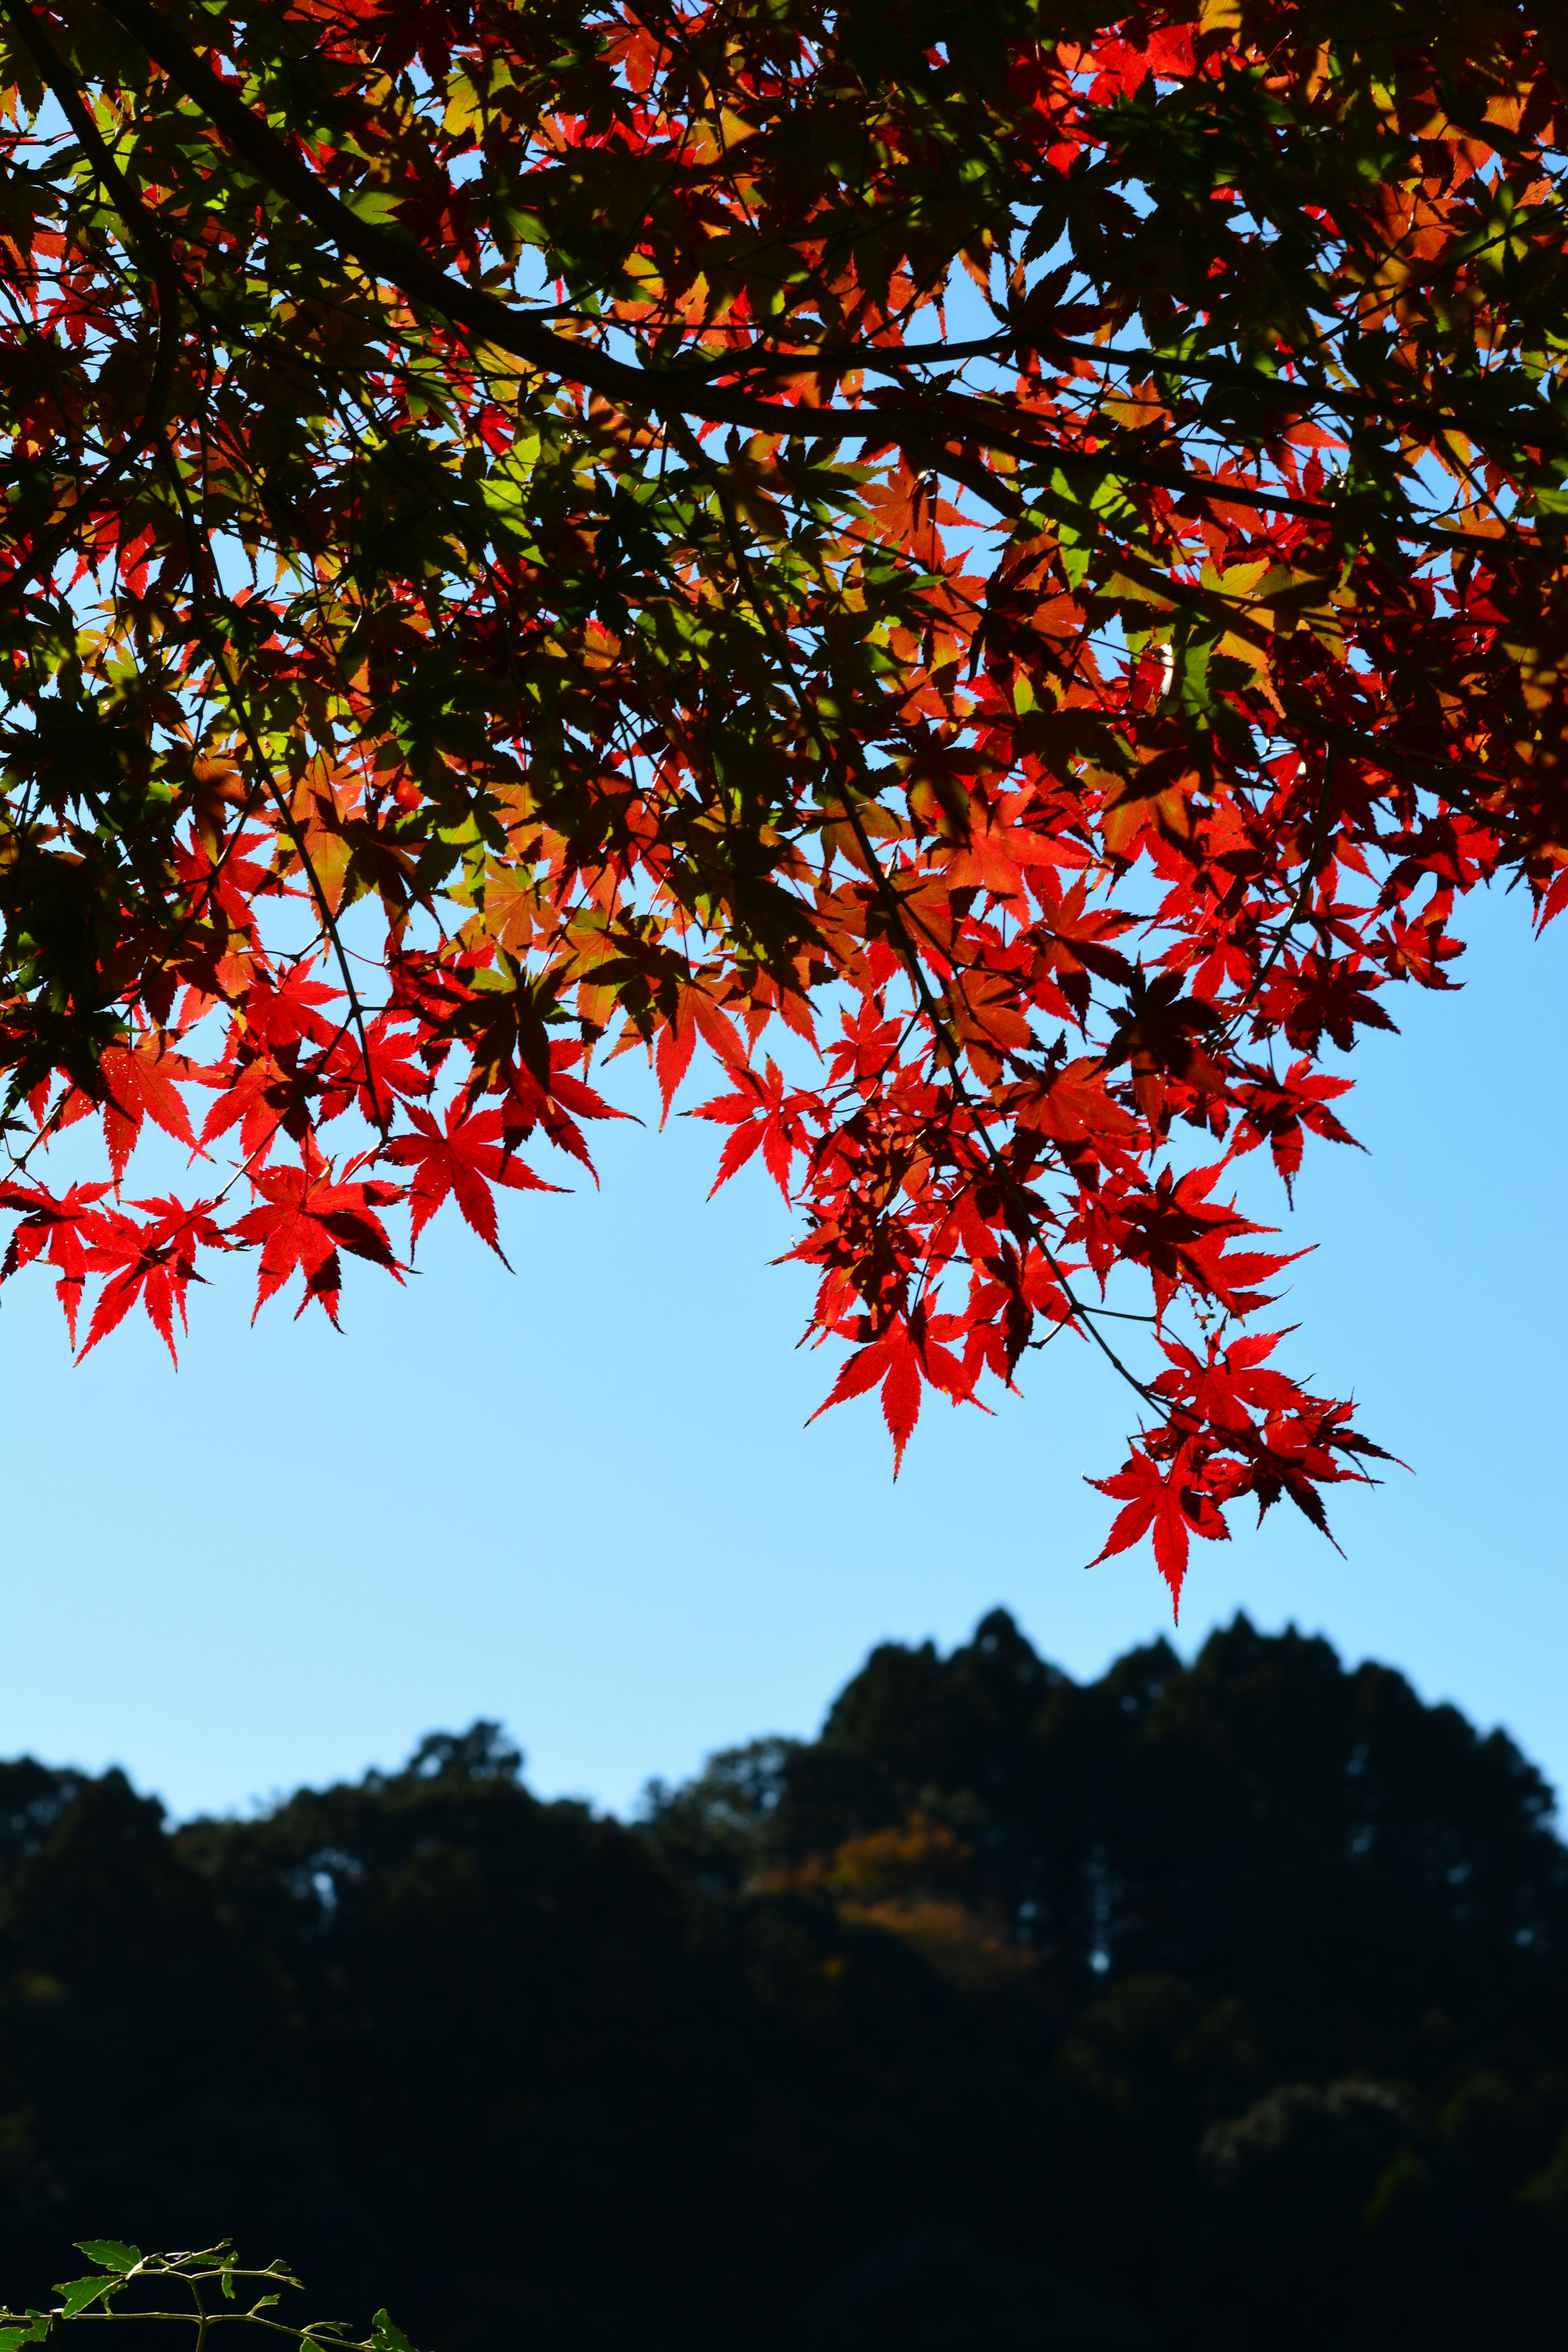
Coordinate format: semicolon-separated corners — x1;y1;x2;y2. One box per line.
229;1159;404;1325
806;1312;969;1475
0;1180;112;1347
1232;1057;1363;1203
382;1099;561;1265
76;1195;231;1364
100;1040;200;1183
1087;1442;1231;1617
693;1055;813;1201
494;1047;630;1178
1260;952;1399;1054
1154;1330;1303;1435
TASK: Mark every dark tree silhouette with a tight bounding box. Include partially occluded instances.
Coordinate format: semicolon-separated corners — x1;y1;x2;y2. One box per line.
0;1617;1563;2350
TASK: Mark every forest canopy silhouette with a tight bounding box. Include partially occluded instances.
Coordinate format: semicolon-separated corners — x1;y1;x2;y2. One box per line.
0;1613;1563;2352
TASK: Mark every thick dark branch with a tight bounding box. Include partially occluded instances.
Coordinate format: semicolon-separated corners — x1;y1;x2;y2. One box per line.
709;327;1568;465
93;0;664;396
1044;338;1568;460
85;0;1434;533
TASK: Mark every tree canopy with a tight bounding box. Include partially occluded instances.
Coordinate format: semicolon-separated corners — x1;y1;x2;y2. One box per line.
0;1617;1564;2349
1;1;1564;1599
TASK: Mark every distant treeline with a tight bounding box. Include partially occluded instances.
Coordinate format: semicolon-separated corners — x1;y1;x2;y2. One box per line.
1;1614;1564;2351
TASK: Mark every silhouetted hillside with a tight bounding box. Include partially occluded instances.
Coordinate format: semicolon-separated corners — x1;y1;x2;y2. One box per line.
1;1617;1563;2351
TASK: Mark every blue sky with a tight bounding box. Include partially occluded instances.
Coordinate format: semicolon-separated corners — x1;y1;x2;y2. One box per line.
0;880;1562;1824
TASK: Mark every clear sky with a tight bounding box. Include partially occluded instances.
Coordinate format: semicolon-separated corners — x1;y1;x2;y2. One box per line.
0;883;1562;1824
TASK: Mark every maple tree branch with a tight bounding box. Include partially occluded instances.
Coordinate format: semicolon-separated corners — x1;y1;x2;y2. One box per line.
78;0;1482;547
0;0;1466;1556
85;0;717;406
215;698;389;1151
665;416;1160;1404
665;417;971;1061
695;332;1016;382
934;428;1528;563
1040;337;1568;462
694;319;1568;487
1055;1304;1156;1323
1226;753;1339;1033
144;428;392;1149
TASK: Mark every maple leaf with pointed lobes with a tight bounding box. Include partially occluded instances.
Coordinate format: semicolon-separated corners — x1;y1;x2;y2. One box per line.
1260;953;1400;1055
238;963;342;1055
807;1312;970;1477
196;1050;298;1160
383;1100;561;1267
1027;875;1136;1024
692;1056;813;1201
957;1239;1083;1388
1370;905;1466;989
1011;1056;1140;1149
1232;1058;1363;1203
315;1015;434;1130
1101;968;1226;1127
1236;1400;1404;1539
1087;1442;1232;1619
98;1041;200;1183
229;1160;404;1326
491;1047;630;1179
0;1181;112;1347
75;1196;231;1365
1154;1330;1303;1436
1088;1162;1306;1323
652;986;748;1125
